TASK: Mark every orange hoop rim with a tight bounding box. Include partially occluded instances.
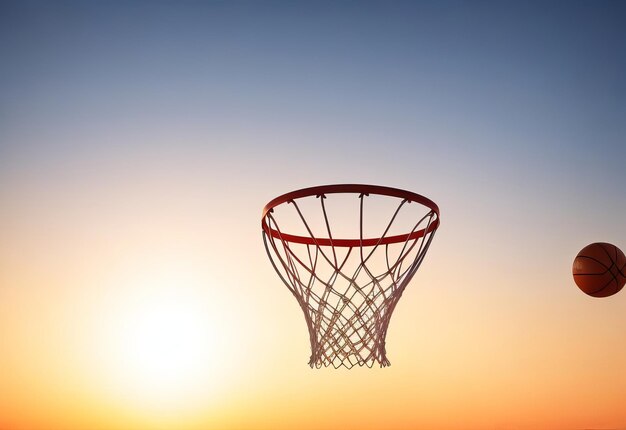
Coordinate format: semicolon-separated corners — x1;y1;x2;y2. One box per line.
261;184;440;247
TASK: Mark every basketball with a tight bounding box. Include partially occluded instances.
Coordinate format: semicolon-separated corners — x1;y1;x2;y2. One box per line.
572;242;626;297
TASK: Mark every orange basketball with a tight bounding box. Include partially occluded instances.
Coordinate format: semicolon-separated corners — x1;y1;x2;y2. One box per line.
572;242;626;297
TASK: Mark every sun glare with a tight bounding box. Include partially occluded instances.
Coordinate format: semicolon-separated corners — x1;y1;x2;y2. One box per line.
118;295;208;392
95;262;231;414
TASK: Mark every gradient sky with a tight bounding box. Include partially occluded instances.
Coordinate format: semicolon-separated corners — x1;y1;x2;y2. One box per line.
1;1;626;430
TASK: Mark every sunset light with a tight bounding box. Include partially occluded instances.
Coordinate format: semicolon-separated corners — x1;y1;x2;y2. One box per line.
1;1;625;429
102;271;215;405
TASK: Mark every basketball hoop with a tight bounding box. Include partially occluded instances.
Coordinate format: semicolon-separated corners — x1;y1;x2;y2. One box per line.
262;184;440;368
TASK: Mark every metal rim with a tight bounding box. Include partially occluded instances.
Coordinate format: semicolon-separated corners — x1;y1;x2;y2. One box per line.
261;184;440;247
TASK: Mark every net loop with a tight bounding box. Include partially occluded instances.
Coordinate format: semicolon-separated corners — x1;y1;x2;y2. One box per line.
262;184;439;368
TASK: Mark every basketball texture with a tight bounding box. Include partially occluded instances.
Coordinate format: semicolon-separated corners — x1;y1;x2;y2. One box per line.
572;242;626;298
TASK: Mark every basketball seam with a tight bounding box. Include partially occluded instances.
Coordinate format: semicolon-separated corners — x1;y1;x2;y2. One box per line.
574;256;611;273
598;243;616;271
588;274;617;296
620;262;626;277
611;245;620;279
617;243;626;277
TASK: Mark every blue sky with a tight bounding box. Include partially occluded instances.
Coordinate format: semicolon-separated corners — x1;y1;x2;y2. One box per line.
2;2;625;198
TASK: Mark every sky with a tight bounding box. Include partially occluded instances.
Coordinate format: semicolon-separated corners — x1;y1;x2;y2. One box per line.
1;1;626;429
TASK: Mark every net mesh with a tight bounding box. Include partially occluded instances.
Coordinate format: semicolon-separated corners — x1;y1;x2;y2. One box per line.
263;191;438;368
